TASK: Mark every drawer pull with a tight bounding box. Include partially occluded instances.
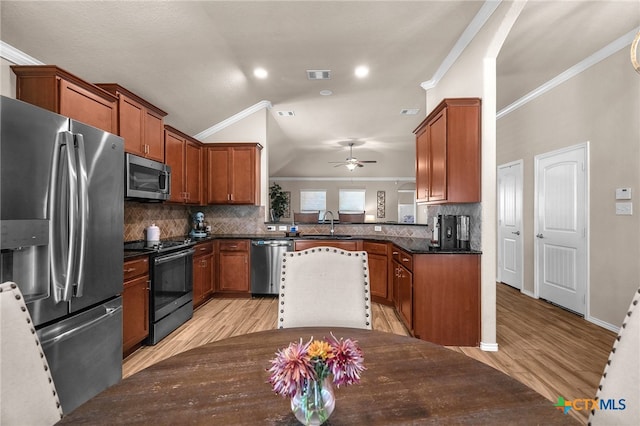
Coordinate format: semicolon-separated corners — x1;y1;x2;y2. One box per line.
124;268;136;273
402;258;410;262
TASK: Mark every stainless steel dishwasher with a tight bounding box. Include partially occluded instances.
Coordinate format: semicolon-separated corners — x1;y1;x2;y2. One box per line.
250;239;294;295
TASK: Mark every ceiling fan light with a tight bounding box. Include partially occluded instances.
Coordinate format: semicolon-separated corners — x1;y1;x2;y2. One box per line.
346;163;358;171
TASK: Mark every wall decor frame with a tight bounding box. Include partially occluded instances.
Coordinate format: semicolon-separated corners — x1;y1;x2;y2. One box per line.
377;190;385;218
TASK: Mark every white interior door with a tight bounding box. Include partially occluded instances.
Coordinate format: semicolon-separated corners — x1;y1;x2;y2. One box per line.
535;144;588;315
498;161;523;289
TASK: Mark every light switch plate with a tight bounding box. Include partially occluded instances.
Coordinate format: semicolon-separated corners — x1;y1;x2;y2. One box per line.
278;225;288;231
615;202;633;215
267;225;276;231
374;225;382;232
615;188;632;200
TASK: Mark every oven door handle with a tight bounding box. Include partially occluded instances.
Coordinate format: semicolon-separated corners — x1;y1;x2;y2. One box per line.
154;248;195;265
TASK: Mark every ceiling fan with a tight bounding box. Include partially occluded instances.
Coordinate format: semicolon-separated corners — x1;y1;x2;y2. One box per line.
329;142;377;171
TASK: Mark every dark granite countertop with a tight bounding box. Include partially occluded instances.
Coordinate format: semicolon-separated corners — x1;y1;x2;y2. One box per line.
123;234;481;256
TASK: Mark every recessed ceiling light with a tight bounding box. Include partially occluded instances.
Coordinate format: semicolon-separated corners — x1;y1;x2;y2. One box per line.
400;108;420;115
319;90;333;96
277;111;295;117
253;67;268;79
354;65;369;78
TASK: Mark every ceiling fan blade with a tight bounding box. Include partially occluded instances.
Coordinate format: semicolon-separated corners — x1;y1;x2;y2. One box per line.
358;160;377;163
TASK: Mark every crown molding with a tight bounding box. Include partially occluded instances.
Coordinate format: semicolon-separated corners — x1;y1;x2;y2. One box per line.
497;26;640;119
270;177;415;182
0;41;44;65
194;100;272;140
421;0;502;90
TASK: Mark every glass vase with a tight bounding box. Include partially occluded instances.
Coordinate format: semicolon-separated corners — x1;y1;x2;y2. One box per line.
290;377;335;425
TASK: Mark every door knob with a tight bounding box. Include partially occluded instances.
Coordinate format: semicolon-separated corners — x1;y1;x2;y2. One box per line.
536;233;544;238
512;231;520;235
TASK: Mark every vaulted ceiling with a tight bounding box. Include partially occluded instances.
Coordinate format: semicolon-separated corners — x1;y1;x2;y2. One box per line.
1;1;638;179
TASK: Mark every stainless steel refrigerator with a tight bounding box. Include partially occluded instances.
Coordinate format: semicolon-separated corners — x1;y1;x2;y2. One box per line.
1;96;124;414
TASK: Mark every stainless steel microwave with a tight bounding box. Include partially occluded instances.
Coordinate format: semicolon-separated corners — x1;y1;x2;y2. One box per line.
125;153;170;201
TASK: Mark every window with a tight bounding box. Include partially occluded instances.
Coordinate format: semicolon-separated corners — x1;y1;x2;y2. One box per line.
300;190;326;219
339;189;365;212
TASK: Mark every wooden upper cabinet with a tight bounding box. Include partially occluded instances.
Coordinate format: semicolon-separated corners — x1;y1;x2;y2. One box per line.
205;143;262;205
164;126;202;204
95;84;167;162
11;65;118;134
413;98;481;204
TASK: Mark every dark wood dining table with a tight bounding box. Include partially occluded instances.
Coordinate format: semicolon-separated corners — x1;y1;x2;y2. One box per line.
58;328;576;425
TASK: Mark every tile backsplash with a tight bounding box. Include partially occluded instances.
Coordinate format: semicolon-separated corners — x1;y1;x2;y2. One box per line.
124;202;431;241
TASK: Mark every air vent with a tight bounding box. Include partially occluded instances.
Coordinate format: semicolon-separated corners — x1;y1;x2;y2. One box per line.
306;70;331;80
400;108;420;115
277;111;295;117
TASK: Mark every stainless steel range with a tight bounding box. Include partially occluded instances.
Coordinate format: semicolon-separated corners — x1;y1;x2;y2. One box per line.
125;238;195;344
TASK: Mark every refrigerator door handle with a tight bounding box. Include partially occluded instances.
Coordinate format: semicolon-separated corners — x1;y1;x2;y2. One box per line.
73;133;89;298
49;131;78;303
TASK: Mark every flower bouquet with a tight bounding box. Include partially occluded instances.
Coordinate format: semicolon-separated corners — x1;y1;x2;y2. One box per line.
267;333;365;425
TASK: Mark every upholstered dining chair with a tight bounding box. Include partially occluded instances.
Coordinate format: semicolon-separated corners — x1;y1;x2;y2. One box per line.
293;211;320;223
338;211;365;223
278;247;372;329
0;281;63;426
589;287;640;425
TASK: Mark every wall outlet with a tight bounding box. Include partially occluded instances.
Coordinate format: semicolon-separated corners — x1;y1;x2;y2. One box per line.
374;225;382;232
267;225;276;231
278;225;288;231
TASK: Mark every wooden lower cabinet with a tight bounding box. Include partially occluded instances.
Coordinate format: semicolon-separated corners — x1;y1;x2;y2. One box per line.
412;254;480;346
294;240;363;251
193;241;214;307
363;241;392;305
216;240;250;296
122;256;150;357
391;246;413;333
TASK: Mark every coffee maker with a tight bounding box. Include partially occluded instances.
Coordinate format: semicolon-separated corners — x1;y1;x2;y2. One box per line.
190;211;208;239
438;215;457;250
435;214;471;250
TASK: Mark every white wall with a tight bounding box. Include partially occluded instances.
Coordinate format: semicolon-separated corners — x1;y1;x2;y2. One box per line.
497;48;640;328
1;57;17;97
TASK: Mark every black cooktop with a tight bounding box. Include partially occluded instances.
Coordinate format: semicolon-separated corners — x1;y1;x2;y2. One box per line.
124;238;195;253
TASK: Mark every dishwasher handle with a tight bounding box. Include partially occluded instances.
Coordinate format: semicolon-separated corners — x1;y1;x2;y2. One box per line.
251;240;293;247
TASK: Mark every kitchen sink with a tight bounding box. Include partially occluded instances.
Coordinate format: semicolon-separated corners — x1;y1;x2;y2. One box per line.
301;234;353;239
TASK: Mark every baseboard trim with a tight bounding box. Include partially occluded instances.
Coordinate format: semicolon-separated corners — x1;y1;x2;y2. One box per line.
480;341;499;352
521;288;536;299
586;315;619;333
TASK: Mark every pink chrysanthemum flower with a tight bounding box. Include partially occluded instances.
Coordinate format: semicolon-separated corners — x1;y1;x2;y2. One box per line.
267;339;315;398
326;334;366;387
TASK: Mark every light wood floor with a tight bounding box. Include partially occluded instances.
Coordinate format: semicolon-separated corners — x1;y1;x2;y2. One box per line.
123;283;616;425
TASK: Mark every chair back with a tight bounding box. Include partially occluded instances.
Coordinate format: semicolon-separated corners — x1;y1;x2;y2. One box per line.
0;282;63;425
278;247;372;329
293;211;320;223
338;212;365;223
589;287;640;425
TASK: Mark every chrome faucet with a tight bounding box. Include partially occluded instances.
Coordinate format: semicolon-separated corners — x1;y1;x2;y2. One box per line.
322;211;335;235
